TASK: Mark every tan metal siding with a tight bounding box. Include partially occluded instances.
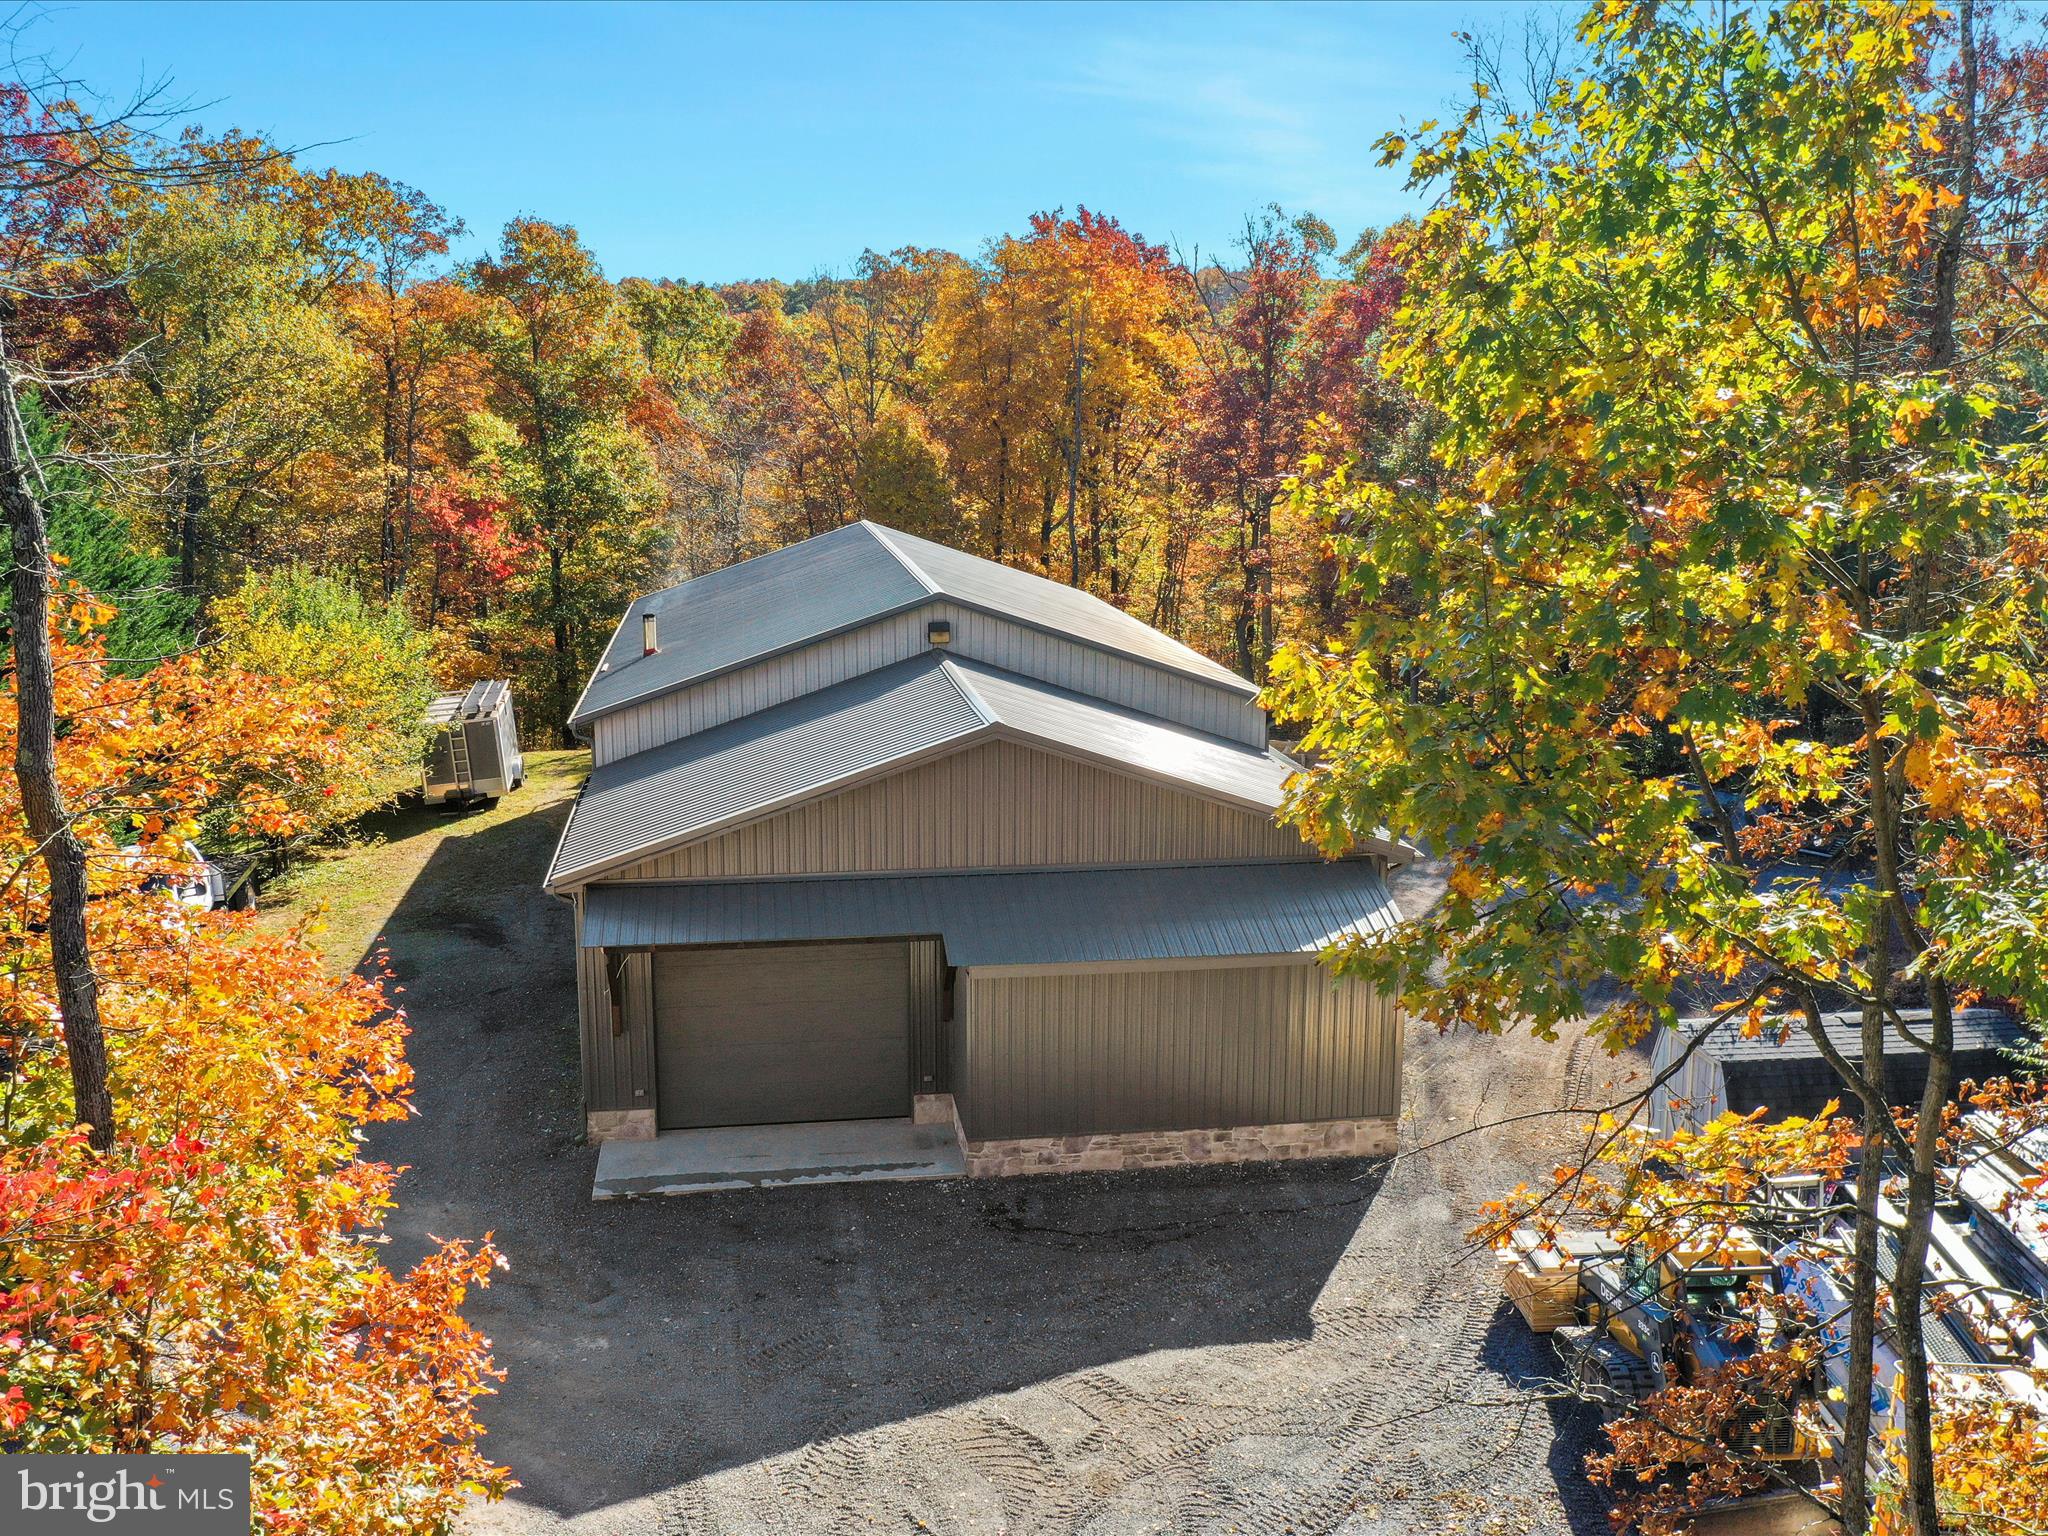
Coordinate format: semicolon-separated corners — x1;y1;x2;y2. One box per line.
590;601;1265;764
577;895;656;1114
958;963;1401;1140
612;739;1314;879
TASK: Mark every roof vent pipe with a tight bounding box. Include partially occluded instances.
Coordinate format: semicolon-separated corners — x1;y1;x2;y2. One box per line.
642;611;658;656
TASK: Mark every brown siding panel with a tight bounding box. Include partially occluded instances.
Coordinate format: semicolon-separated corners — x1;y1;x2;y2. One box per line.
577;895;655;1114
613;739;1312;880
909;938;947;1092
960;964;1401;1140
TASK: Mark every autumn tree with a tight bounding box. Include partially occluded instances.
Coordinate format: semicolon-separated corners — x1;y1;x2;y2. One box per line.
107;159;354;596
622;276;780;575
325;174;472;598
1270;3;2048;1531
782;247;959;532
211;566;435;825
467;218;669;739
928;235;1065;562
0;609;510;1529
1179;208;1407;674
0;37;509;1517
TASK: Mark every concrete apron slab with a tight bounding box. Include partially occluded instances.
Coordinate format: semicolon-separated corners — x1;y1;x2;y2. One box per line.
592;1116;967;1199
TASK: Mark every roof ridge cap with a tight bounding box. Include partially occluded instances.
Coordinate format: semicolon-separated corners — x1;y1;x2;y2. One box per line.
936;655;998;730
860;521;941;596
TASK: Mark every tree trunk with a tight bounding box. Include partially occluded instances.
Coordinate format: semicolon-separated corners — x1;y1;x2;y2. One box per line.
0;326;114;1150
1256;487;1275;670
177;451;207;598
992;431;1009;561
381;351;401;597
1890;980;1952;1536
1838;996;1888;1536
1235;487;1259;677
548;543;576;748
1866;691;1947;1534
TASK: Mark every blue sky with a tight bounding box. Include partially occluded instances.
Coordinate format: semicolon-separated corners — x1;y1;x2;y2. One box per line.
35;1;1545;283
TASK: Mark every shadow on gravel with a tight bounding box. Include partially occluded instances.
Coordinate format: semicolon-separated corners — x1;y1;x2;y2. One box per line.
1478;1306;1612;1536
356;791;1392;1520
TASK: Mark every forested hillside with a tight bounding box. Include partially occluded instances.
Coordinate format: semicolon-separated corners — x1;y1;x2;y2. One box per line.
17;105;1426;741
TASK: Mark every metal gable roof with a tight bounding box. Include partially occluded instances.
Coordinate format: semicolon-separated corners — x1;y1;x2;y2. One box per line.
1662;1008;2028;1132
866;523;1256;697
577;860;1402;967
547;655;987;889
545;653;1321;890
949;655;1294;814
567;521;1258;726
569;523;933;725
1675;1007;2024;1064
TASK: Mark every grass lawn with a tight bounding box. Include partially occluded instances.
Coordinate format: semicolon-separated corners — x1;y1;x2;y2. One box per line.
259;748;586;971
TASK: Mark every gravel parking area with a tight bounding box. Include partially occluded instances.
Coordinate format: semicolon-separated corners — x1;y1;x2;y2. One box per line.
271;765;1631;1535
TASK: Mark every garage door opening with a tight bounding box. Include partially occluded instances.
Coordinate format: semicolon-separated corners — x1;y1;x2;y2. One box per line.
652;940;912;1129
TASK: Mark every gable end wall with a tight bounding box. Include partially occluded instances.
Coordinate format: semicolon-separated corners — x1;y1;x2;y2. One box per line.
610;737;1316;880
589;601;1266;764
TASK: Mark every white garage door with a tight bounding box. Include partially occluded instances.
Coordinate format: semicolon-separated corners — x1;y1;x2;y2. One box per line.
653;942;912;1129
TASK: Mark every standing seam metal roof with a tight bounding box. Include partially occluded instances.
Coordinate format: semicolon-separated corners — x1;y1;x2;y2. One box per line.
577;860;1402;967
547;655;987;888
568;520;1256;725
946;654;1297;810
545;652;1315;889
866;523;1253;695
1675;1008;2023;1063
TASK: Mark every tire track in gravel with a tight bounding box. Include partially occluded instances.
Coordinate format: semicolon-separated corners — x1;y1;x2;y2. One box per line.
466;851;1616;1536
691;1019;1595;1536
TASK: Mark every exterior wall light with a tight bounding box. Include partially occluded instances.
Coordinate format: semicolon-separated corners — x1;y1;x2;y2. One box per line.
928;619;953;647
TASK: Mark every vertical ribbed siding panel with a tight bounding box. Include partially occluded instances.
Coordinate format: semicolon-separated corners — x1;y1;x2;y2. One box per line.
576;899;657;1113
611;740;1314;880
908;938;946;1092
961;965;1399;1140
574;898;605;1107
589;602;1267;765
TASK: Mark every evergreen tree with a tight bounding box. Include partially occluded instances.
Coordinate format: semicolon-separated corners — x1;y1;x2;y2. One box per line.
27;394;196;668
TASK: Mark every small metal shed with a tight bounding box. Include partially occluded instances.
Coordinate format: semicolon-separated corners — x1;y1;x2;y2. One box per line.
1647;1007;2028;1136
424;680;524;805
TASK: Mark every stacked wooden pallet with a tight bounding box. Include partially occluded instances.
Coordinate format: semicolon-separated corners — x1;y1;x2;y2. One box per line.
1670;1227;1771;1273
1498;1227;1616;1333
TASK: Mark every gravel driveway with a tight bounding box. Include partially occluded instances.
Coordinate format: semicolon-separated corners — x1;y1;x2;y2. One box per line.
277;759;1631;1535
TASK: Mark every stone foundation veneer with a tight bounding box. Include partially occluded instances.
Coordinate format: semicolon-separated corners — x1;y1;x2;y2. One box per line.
962;1114;1398;1178
587;1108;657;1143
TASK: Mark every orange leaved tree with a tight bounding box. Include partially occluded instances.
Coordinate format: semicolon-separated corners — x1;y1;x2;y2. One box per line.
0;605;513;1529
2;258;509;1526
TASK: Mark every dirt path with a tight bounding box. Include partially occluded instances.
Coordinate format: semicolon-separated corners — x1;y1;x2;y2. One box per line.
267;770;1635;1536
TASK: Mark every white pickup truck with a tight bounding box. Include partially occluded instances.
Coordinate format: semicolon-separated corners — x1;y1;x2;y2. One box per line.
121;841;258;911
